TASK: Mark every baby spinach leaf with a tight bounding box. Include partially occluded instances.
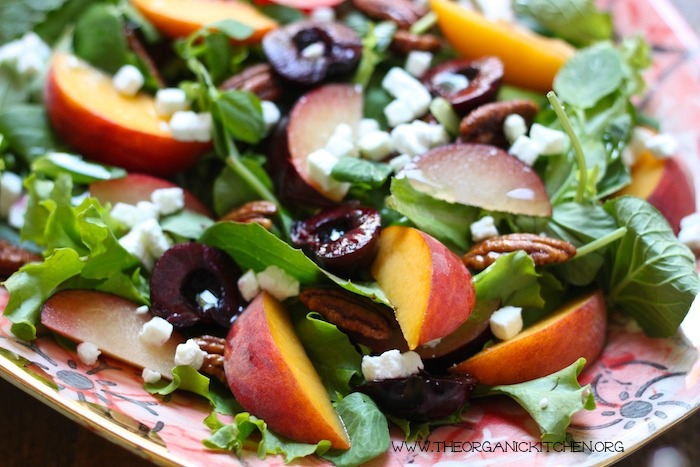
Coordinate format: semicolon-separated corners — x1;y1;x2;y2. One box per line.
331;157;391;189
295;312;363;399
388;177;477;251
476;358;595;442
0;0;67;43
0;104;58;164
72;4;129;74
213;90;265;144
604;196;700;337
322;393;390;467
553;43;624;109
514;0;612;46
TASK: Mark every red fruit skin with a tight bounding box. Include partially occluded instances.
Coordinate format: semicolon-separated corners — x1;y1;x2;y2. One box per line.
646;157;696;234
253;0;344;10
44;65;210;177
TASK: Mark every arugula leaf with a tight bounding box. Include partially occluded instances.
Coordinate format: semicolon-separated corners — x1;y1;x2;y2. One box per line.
258;5;306;25
72;4;129;74
145;365;211;399
388;177;477;251
476;358;595;442
295;312;363;399
160;209;214;240
213;90;265;144
322;393;390;467
0;0;67;43
514;0;613;46
207;19;254;41
603;196;700;337
554;43;624;109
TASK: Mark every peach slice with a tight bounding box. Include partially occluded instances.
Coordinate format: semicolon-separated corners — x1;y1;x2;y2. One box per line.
224;292;350;449
370;226;476;350
130;0;277;41
430;0;575;92
614;152;696;234
44;53;209;177
89;173;212;217
41;290;183;377
404;143;552;217
450;289;607;385
287;84;364;202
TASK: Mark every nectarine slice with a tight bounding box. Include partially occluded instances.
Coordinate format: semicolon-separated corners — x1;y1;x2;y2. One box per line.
404;143;552;217
41;290;182;377
44;53;209;176
224;292;350;449
370;226;475;350
614;152;696;234
287;84;363;202
450;289;607;385
130;0;277;41
430;0;575;92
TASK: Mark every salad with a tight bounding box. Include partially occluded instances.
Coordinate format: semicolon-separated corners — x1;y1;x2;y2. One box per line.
1;0;699;465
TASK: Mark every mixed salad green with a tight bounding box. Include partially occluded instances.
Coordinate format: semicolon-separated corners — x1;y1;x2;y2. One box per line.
1;0;699;465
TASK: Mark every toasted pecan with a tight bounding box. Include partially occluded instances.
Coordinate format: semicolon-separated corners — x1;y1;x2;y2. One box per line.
459;99;540;148
219;63;283;102
390;30;442;55
352;0;427;29
193;335;227;383
462;233;576;271
300;288;395;340
220;200;278;230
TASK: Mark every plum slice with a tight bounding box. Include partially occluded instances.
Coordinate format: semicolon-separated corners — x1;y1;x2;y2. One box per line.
404;143;552;217
356;372;478;421
150;243;243;329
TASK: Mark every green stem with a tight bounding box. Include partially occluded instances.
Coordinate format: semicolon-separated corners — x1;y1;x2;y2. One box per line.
547;91;587;204
410;11;438;34
574;226;627;258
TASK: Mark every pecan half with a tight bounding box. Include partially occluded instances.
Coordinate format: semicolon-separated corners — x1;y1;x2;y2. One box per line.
193;335;227;383
300;288;395;340
352;0;427;29
390;30;442;55
0;240;42;279
459;99;540;148
219;63;283;102
462;233;576;271
220;200;278;230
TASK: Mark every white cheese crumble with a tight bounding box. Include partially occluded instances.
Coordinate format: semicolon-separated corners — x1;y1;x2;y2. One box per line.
503;113;527;145
361;349;424;381
509;135;541;166
142;368;162;384
529;123;568;155
539;397;549;410
0;171;23;219
470;216;499;242
325;123;358;158
489;306;523;341
306;148;350;199
196;289;219;312
405;51;433;78
0;32;51;78
300;42;326;60
110;201;156;230
134;305;150;315
623;126;679;166
112;64;145;97
679;212;700;253
388;154;413;173
169;111;213;142
154;88;189;117
261;100;281;132
256;265;300;301
151;187;185;216
358;130;393;161
382;67;431;124
431;71;469;95
77;342;101;365
384;99;415;127
238;269;261;302
309;6;335;22
174;339;206;369
139;316;174;346
358;118;381;139
8;195;28;229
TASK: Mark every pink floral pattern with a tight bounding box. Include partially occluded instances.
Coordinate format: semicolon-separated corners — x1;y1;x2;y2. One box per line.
1;0;699;465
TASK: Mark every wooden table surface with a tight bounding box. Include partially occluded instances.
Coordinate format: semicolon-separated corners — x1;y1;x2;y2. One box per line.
1;1;699;466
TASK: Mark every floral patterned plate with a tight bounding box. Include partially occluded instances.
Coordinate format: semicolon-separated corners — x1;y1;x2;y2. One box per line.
1;0;699;465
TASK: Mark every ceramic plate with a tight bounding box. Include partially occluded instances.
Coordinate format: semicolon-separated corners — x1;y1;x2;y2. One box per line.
1;0;699;465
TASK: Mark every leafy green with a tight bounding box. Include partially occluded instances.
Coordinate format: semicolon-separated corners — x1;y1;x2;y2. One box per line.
388;177;477;251
0;105;57;164
72;4;129;74
332;157;391;189
514;0;613;46
603;196;700;337
477;358;595;442
146;365;211;399
295;312;363;399
213;90;265;144
474;251;544;309
31;152;126;184
160;209;214;240
350;19;396;89
206;19;254;41
0;0;67;43
212;156;274;217
322;393;390;467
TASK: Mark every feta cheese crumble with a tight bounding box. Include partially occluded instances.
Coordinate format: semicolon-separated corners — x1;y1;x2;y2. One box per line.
306;148;350;199
0;172;23;219
362;349;424;381
261;100;281;132
112;65;145;97
154;88;189;117
139;316;174;346
489;306;523;341
0;32;52;78
151;187;185;216
238;269;261;302
142;368;162;384
174;339;206;369
196;289;219;312
77;342;101;365
470;216;499;242
679;212;700;253
405;51;433;77
169;111;213;142
256;265;300;301
503;113;527;144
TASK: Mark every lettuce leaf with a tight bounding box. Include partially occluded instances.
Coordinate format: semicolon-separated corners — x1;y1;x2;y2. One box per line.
476;358;595;442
